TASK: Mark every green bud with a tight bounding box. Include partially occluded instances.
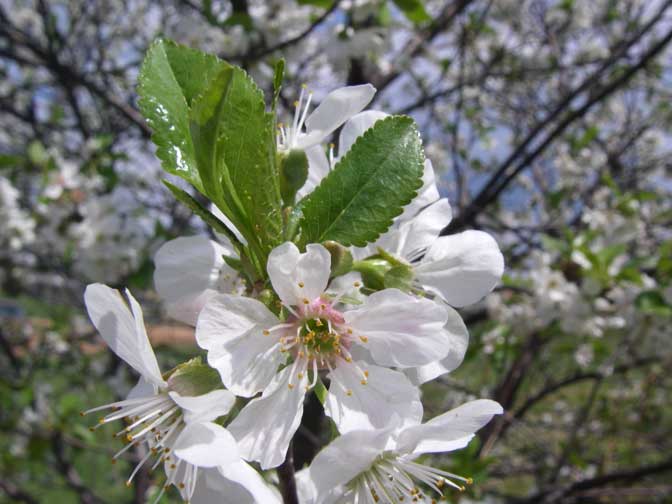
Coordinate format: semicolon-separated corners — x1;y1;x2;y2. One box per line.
258;288;278;312
384;264;414;292
353;258;392;291
166;358;222;396
323;240;354;278
279;149;309;206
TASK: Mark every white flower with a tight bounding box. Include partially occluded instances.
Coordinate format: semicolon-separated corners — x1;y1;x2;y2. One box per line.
196;242;454;469
277;84;376;154
82;284;275;503
154;235;246;326
302;399;503;503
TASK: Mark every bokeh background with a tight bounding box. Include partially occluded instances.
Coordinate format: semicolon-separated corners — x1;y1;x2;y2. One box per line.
1;0;671;502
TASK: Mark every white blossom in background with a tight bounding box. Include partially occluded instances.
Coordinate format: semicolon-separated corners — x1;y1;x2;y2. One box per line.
82;284;278;503
299;400;503;503
70;187;158;283
0;176;36;251
196;242;455;469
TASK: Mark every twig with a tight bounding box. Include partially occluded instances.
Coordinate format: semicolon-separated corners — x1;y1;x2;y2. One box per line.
277;441;299;504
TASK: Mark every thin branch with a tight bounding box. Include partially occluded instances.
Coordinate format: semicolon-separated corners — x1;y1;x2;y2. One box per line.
244;1;341;61
0;480;38;504
444;1;672;232
277;441;299;504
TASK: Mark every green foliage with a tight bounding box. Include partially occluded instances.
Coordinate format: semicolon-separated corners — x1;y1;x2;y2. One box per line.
635;291;672;317
138;39;225;191
163;180;241;248
314;378;328;404
297;116;424;247
392;0;431;24
139;40;284;277
213;66;283;263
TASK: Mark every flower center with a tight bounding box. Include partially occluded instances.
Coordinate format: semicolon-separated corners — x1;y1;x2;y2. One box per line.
299;317;341;355
265;295;370;392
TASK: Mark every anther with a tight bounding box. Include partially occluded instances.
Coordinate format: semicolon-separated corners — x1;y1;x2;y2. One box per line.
346;389;353;396
360;336;368;343
303;298;310;304
263;329;270;336
354;281;361;287
288;383;294;390
360;379;367;385
298;281;304;288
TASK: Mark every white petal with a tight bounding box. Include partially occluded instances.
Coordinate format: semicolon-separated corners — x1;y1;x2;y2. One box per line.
308;428;390;496
84;284;164;387
196;294;282;397
346;289;449;367
397;198;452;260
415;230;505;307
173;422;240;468
267;242;331;306
154;236;235;325
218;460;282;504
228;366;307;469
163;289;218;328
326;271;364;304
325;361;423;433
297;145;331;200
394;399;503;455
126;376;158;400
337;110;388;157
404;304;469;384
398;159;441;222
301;84;376;148
169;389;236;424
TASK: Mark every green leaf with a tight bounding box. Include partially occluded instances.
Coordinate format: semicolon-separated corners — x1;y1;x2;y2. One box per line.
392;0;431;24
215;67;284;260
163;180;242;249
138;39;226;191
314;378;328;404
634;291;672;317
297;0;334;7
297;116;424;247
189;67;234;203
273;59;285;111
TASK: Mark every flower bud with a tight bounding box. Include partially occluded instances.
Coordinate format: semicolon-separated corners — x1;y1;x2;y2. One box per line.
279;149;309;205
323;240;353;277
166;358;222;396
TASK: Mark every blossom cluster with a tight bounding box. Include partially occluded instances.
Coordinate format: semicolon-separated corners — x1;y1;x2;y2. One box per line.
81;79;505;503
